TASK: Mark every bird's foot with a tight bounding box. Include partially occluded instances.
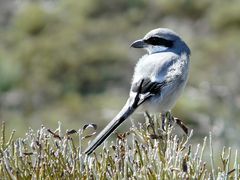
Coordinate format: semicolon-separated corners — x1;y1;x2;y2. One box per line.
161;112;188;135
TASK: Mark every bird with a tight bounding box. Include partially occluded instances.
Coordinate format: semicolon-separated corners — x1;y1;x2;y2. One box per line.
84;28;191;155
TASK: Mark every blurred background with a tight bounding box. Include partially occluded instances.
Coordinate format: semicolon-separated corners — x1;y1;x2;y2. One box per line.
0;0;240;151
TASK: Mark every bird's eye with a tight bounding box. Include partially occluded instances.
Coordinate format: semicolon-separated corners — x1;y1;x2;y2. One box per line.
144;37;173;47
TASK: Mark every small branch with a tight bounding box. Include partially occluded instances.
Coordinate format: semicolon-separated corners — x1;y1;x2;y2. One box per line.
209;132;216;180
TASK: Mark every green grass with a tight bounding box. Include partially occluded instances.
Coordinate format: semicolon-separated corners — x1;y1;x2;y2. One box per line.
0;114;239;179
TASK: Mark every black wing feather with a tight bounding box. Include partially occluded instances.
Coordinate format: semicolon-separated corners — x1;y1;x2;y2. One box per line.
131;78;166;95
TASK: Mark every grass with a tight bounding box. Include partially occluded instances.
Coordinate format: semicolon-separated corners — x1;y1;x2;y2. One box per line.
0;114;239;179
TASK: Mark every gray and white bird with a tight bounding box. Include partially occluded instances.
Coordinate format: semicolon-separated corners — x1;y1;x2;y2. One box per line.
84;28;191;155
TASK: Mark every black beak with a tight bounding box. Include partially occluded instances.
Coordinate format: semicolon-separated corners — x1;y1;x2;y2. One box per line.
130;39;147;48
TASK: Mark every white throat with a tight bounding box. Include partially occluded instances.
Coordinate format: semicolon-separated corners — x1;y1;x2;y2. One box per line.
145;45;168;54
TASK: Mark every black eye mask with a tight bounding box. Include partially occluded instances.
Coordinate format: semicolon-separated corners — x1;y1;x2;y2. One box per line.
144;37;173;47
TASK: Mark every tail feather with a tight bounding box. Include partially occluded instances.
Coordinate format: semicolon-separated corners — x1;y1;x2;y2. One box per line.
84;99;135;155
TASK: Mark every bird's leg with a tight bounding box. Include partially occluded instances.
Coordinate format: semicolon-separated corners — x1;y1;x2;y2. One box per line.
166;111;175;127
161;112;166;131
162;111;175;131
144;111;156;135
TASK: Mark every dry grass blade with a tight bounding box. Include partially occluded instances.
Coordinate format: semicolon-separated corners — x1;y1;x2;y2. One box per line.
0;117;239;179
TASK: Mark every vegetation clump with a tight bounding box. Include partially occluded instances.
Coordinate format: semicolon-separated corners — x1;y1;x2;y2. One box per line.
0;115;239;179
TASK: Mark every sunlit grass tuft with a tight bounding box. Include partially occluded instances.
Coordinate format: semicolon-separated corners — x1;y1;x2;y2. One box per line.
0;115;239;179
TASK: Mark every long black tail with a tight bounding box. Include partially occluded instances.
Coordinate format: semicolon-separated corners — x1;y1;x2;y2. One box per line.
84;99;135;155
84;79;152;155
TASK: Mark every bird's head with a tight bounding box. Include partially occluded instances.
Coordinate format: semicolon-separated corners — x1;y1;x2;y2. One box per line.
131;28;190;55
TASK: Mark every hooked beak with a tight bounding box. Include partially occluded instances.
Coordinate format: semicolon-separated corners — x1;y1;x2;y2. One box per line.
130;39;147;48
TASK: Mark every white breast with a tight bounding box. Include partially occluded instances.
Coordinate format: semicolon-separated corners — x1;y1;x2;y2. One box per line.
131;52;190;113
